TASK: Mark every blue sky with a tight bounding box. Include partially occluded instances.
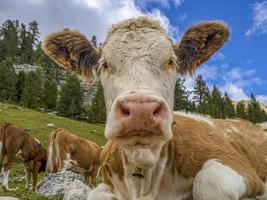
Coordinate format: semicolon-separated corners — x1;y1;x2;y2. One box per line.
0;0;266;104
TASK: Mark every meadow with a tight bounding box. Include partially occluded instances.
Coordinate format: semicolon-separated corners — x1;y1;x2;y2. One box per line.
0;102;106;199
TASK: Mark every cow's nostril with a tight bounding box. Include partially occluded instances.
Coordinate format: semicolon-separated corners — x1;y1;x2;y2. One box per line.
153;104;162;116
120;106;130;116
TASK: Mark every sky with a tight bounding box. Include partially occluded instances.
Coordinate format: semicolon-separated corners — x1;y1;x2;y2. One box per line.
0;0;267;104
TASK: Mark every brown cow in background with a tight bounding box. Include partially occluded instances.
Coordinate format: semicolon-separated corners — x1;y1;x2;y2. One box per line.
46;128;101;187
0;122;47;191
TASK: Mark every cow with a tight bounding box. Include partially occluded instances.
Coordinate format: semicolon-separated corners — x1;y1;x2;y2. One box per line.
46;128;101;187
42;16;267;199
0;122;47;191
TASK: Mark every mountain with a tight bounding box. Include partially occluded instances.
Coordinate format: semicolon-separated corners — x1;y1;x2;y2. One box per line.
233;100;267;113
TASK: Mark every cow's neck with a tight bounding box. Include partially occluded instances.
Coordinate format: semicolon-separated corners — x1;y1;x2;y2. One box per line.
122;141;170;199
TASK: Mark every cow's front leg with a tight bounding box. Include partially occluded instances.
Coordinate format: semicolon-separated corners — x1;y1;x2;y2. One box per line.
193;160;248;200
24;167;32;190
31;161;41;191
87;183;118;200
1;160;16;191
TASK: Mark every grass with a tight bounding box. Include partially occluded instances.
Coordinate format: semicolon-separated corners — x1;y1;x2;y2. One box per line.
0;102;106;199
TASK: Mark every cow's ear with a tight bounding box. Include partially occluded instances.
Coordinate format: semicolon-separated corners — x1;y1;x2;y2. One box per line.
42;29;100;82
174;22;229;75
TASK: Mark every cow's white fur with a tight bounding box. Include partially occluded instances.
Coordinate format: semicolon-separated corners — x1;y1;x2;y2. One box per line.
25;168;31;190
63;153;77;171
89;159;251;200
100;22;177;141
174;111;214;127
193;160;247;200
2;169;11;191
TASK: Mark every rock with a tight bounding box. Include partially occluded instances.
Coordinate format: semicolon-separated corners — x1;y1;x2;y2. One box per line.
63;180;91;200
0;197;19;200
37;171;85;198
47;111;58;116
46;123;55;128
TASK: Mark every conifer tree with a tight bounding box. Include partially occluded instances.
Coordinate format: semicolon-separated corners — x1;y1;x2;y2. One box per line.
57;75;83;117
236;101;247;119
209;86;224;118
21;70;42;108
90;35;98;48
43;80;57;109
223;92;235;118
174;77;190;111
247;94;267;123
15;71;26;102
193;75;210;114
88;83;106;122
0;20;20;61
0;59;17;101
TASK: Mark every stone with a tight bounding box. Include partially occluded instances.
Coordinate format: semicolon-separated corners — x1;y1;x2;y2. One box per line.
0;197;19;200
46;123;55;128
37;171;85;198
63;180;91;200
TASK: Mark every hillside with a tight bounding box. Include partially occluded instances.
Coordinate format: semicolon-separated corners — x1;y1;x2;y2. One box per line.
233;100;267;113
0;102;106;199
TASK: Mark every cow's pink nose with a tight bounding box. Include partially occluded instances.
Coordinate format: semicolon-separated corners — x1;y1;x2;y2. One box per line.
115;98;167;134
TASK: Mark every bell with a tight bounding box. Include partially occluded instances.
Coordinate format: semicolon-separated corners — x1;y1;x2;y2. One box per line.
132;166;144;179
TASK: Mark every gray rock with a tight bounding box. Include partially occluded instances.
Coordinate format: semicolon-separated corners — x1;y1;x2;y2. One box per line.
37;171;85;198
0;197;19;200
63;180;91;200
46;123;55;128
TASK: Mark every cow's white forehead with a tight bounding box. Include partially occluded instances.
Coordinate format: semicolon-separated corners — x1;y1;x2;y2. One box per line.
101;17;174;68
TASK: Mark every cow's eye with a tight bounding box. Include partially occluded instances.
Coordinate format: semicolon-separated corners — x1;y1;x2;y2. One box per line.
163;58;175;69
168;59;173;66
102;62;109;70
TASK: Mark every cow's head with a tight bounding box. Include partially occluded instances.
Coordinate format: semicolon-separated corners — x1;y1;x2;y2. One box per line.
43;17;229;168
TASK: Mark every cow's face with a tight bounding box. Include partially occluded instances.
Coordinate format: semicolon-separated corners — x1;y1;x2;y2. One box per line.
43;17;229;155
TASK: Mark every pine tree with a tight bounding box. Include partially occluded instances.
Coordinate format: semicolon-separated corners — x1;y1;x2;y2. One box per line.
90;35;98;48
193;75;210;114
247;94;267;123
43;80;57;109
15;71;26;102
236;101;247;119
21;70;42;108
88;83;106;122
0;20;20;61
57;75;83;117
223;92;235;118
0;59;17;101
209;86;224;118
174;77;190;111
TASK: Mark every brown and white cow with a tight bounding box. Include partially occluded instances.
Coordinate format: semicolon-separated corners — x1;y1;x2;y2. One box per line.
46;128;101;187
0;122;47;191
42;17;267;199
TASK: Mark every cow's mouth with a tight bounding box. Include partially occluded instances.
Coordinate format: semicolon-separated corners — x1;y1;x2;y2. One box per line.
117;131;160;138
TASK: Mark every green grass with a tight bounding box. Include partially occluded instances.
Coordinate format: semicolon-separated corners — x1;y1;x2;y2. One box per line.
0;102;106;199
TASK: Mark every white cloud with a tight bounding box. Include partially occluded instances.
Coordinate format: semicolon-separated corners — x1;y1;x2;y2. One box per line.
256;95;267;105
135;0;183;9
221;83;249;101
0;0;180;41
246;1;267;36
183;64;266;105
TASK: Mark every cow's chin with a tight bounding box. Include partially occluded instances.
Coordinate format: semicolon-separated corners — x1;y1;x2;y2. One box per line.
116;135;167;170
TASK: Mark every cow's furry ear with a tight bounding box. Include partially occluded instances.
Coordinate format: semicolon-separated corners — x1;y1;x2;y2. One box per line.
175;22;229;75
42;29;100;82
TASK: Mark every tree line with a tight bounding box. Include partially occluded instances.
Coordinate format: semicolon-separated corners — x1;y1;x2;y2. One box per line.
174;75;267;123
0;19;266;123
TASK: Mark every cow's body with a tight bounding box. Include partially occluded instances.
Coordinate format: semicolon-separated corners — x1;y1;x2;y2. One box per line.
89;112;267;200
0;123;47;191
42;16;266;199
46;128;101;187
